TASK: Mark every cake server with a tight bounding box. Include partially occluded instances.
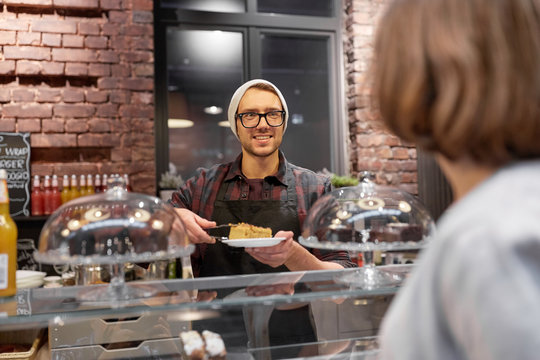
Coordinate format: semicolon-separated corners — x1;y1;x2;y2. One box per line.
204;224;238;239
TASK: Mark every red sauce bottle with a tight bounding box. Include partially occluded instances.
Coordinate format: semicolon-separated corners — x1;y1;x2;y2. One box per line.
31;175;44;216
43;175;52;215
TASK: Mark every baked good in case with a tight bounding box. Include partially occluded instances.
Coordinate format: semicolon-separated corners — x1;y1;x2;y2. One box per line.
179;330;206;360
229;222;272;239
202;330;227;360
369;223;423;243
179;330;227;360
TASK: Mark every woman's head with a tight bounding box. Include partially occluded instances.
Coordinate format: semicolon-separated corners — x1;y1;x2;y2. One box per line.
372;0;540;166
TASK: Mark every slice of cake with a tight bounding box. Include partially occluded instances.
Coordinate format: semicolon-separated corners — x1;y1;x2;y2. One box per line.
179;330;206;360
202;330;227;360
369;223;423;243
228;222;272;239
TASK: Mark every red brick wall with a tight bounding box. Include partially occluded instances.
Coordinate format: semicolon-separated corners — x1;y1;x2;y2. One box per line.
0;0;156;194
0;0;418;196
344;0;418;194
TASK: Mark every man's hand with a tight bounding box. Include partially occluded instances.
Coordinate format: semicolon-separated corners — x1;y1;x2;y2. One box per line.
244;230;295;268
173;208;216;244
246;230;345;271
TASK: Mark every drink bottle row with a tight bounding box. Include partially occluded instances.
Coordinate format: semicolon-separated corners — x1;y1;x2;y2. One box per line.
31;173;132;216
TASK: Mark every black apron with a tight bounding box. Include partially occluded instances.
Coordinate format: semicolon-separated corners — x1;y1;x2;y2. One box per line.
200;170;299;277
200;170;317;354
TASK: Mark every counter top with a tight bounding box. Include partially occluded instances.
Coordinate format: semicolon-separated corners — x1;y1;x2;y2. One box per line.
0;265;411;330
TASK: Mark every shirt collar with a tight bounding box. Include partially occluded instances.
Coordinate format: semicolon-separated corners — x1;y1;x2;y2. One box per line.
224;151;289;186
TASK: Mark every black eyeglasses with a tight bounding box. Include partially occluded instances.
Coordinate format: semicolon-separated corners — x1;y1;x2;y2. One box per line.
236;110;286;128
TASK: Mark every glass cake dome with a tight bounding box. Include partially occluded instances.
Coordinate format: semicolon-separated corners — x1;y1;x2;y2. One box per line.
36;176;193;265
299;173;436;288
300;175;435;252
34;175;193;302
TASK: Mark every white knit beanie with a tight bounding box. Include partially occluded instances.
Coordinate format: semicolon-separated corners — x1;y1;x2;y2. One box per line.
227;79;289;139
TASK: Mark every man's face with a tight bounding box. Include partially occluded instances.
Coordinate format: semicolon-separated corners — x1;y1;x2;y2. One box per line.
236;88;284;158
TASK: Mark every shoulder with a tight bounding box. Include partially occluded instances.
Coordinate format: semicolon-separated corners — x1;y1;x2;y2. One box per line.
287;162;331;187
185;162;233;185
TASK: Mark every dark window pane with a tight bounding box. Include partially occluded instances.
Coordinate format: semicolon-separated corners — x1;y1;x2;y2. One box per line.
258;0;333;17
162;0;245;13
167;29;243;178
261;34;331;172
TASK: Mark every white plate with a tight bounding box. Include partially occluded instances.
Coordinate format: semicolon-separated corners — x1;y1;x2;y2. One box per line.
17;278;45;289
16;270;46;280
16;270;47;289
221;237;286;248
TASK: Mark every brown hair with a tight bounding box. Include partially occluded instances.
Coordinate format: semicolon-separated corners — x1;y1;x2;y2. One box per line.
371;0;540;166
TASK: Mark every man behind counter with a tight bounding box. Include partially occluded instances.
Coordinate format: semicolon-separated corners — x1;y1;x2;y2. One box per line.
170;79;355;277
170;79;355;356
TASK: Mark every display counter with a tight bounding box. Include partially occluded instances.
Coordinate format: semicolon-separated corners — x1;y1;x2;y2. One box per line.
0;265;411;359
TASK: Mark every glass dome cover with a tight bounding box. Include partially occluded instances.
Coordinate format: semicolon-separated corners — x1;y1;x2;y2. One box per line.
300;176;436;252
35;176;193;266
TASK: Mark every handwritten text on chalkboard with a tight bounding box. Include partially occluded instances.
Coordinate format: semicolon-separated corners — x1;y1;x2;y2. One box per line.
0;132;31;216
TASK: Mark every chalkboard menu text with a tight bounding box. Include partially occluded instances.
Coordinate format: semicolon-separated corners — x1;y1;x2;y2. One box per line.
0;132;31;216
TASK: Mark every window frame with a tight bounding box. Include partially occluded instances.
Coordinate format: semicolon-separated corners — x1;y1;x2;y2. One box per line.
154;0;347;190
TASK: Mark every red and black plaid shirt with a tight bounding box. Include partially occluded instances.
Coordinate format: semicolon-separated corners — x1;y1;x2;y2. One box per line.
171;151;356;275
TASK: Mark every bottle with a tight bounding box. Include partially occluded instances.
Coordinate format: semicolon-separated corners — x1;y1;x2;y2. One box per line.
101;174;108;192
0;169;18;297
61;175;70;204
86;174;95;195
79;174;87;197
69;174;80;200
43;175;52;215
50;175;62;212
94;174;102;193
123;174;132;192
31;175;43;216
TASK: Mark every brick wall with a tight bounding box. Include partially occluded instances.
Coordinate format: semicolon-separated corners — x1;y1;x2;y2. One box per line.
344;0;418;195
0;0;418;196
0;0;156;194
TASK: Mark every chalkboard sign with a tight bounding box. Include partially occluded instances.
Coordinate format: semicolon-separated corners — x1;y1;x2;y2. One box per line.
0;132;31;216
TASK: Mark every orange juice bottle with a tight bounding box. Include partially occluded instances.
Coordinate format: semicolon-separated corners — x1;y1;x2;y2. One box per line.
69;174;80;200
79;174;87;197
0;169;17;297
86;174;95;195
61;174;70;204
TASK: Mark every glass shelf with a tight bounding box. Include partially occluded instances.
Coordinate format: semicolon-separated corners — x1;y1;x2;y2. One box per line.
0;265;412;330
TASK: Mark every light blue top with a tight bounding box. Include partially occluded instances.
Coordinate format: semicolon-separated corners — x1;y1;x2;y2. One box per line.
379;161;540;360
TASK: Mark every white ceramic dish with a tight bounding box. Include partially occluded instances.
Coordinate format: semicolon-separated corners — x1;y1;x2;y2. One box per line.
221;237;286;248
16;270;47;288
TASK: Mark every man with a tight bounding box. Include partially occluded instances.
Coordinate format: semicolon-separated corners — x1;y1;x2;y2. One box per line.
171;79;355;277
170;79;355;356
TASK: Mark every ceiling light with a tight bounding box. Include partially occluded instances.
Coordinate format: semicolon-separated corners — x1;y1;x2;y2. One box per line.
204;106;223;115
218;121;230;128
168;119;194;128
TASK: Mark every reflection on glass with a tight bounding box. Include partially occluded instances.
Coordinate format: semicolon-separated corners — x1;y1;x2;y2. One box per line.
261;33;331;172
161;0;245;13
166;28;243;179
258;0;334;17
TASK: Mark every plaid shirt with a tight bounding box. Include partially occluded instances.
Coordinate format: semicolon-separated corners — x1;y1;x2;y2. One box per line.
171;151;356;274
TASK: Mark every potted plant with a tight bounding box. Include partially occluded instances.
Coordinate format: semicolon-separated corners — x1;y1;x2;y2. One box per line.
159;171;184;201
318;168;360;188
330;174;359;188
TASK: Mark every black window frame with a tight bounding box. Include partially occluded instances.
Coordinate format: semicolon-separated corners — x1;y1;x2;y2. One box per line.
153;0;347;191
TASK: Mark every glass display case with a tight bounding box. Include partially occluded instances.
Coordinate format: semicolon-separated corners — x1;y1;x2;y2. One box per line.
0;265;412;359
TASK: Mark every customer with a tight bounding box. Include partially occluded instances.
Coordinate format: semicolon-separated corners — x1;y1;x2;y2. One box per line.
171;79;355;276
371;0;540;359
